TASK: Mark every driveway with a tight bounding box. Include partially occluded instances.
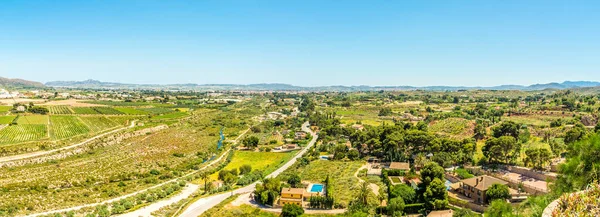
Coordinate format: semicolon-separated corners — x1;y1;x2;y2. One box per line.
179;122;318;217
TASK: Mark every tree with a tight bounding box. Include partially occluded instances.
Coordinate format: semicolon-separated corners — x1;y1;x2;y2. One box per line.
554;134;600;193
379;108;392;116
423;178;448;210
243;136;260;149
564;126;585;144
239;164;252;175
596;122;600;133
389;184;416;204
524;148;552;170
200;172;210;192
420;162;445;187
347;149;360;160
485;200;514;217
28;106;49;114
485;184;510;203
281;204;304;217
492;121;520;139
483;136;520;164
287;174;302;188
387;197;405;216
473;122;486;141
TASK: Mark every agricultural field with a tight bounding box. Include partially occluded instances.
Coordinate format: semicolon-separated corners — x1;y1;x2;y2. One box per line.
49;116;90;139
206;151;296;181
0;115;16;124
0;108;249;215
429;117;474;139
150;112;189;120
140;107;175;115
78;116;120;132
72;107;100;114
93;107;124;115
114;107;149;115
48;106;73;114
0;105;12;114
16;115;49;125
0;124;48;144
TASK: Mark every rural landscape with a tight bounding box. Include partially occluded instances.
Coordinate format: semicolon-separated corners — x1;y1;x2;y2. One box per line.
2;1;599;217
1;77;600;217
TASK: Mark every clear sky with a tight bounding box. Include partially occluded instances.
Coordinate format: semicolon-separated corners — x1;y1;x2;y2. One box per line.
1;0;598;86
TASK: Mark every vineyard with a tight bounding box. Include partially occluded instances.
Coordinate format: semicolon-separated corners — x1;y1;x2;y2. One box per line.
79;116;120;132
0;124;47;144
72;107;100;114
48;106;73;114
16;115;49;125
140;107;174;115
93;107;124;115
50;116;90;139
115;107;149;115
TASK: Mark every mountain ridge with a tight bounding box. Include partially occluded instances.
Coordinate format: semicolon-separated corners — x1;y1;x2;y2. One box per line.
44;79;600;91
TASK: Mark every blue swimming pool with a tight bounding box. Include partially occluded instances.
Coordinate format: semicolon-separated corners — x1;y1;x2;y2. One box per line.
445;179;452;191
310;184;324;193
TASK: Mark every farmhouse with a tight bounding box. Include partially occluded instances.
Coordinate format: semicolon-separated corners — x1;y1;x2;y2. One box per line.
457;175;515;204
280;188;305;207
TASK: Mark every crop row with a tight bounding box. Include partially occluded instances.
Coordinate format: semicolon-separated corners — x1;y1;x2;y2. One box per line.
48;106;72;115
79;116;120;132
0;124;47;144
72;107;125;115
50;116;90;139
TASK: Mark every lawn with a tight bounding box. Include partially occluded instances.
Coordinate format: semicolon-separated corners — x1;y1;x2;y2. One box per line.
16;115;49;125
0;115;16;124
207;151;296;181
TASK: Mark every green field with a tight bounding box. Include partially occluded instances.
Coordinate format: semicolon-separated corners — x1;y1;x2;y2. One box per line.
207;151;296;181
48;106;72;114
151;112;188;120
79;116;120;132
72;107;100;114
429;118;473;139
140;107;174;115
16;115;49;125
0;124;47;144
0;106;11;113
93;107;124;115
50;116;90;139
0;116;16;124
114;107;148;115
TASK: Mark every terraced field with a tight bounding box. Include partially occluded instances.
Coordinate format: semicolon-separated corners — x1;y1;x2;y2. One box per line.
79;116;120;132
50;116;90;139
48;106;72;114
0;124;48;144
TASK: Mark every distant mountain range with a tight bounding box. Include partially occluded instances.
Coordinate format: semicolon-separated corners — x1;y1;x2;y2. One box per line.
44;79;600;91
3;77;600;91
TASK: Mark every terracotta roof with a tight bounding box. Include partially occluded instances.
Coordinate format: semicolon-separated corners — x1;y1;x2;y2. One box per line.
427;210;453;217
281;188;305;195
461;175;507;191
389;162;410;170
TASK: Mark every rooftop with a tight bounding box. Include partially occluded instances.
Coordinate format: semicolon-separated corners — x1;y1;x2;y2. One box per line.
427;210;454;217
461;175;508;191
281;188;305;195
389;162;410;170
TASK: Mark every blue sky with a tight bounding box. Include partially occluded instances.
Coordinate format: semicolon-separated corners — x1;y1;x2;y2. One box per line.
1;0;598;86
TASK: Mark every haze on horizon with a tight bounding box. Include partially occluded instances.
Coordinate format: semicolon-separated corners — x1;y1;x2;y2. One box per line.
1;0;599;87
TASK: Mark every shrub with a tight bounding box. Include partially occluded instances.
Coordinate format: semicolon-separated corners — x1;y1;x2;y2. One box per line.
281;204;304;217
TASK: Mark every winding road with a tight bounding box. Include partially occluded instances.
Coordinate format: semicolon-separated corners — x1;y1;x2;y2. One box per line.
178;122;317;217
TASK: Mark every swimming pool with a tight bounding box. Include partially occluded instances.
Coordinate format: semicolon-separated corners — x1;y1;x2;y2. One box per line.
445;179;452;191
310;184;324;193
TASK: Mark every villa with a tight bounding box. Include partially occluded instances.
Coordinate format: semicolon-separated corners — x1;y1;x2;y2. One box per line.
295;131;307;140
457;175;521;204
280;188;305;206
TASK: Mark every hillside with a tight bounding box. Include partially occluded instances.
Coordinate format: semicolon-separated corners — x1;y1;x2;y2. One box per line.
0;77;45;89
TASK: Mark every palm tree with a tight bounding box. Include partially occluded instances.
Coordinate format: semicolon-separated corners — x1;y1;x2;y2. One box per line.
200;172;210;192
357;182;371;206
415;153;427;170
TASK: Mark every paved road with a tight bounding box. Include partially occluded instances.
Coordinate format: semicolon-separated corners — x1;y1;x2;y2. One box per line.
0;120;136;163
178;122;317;217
